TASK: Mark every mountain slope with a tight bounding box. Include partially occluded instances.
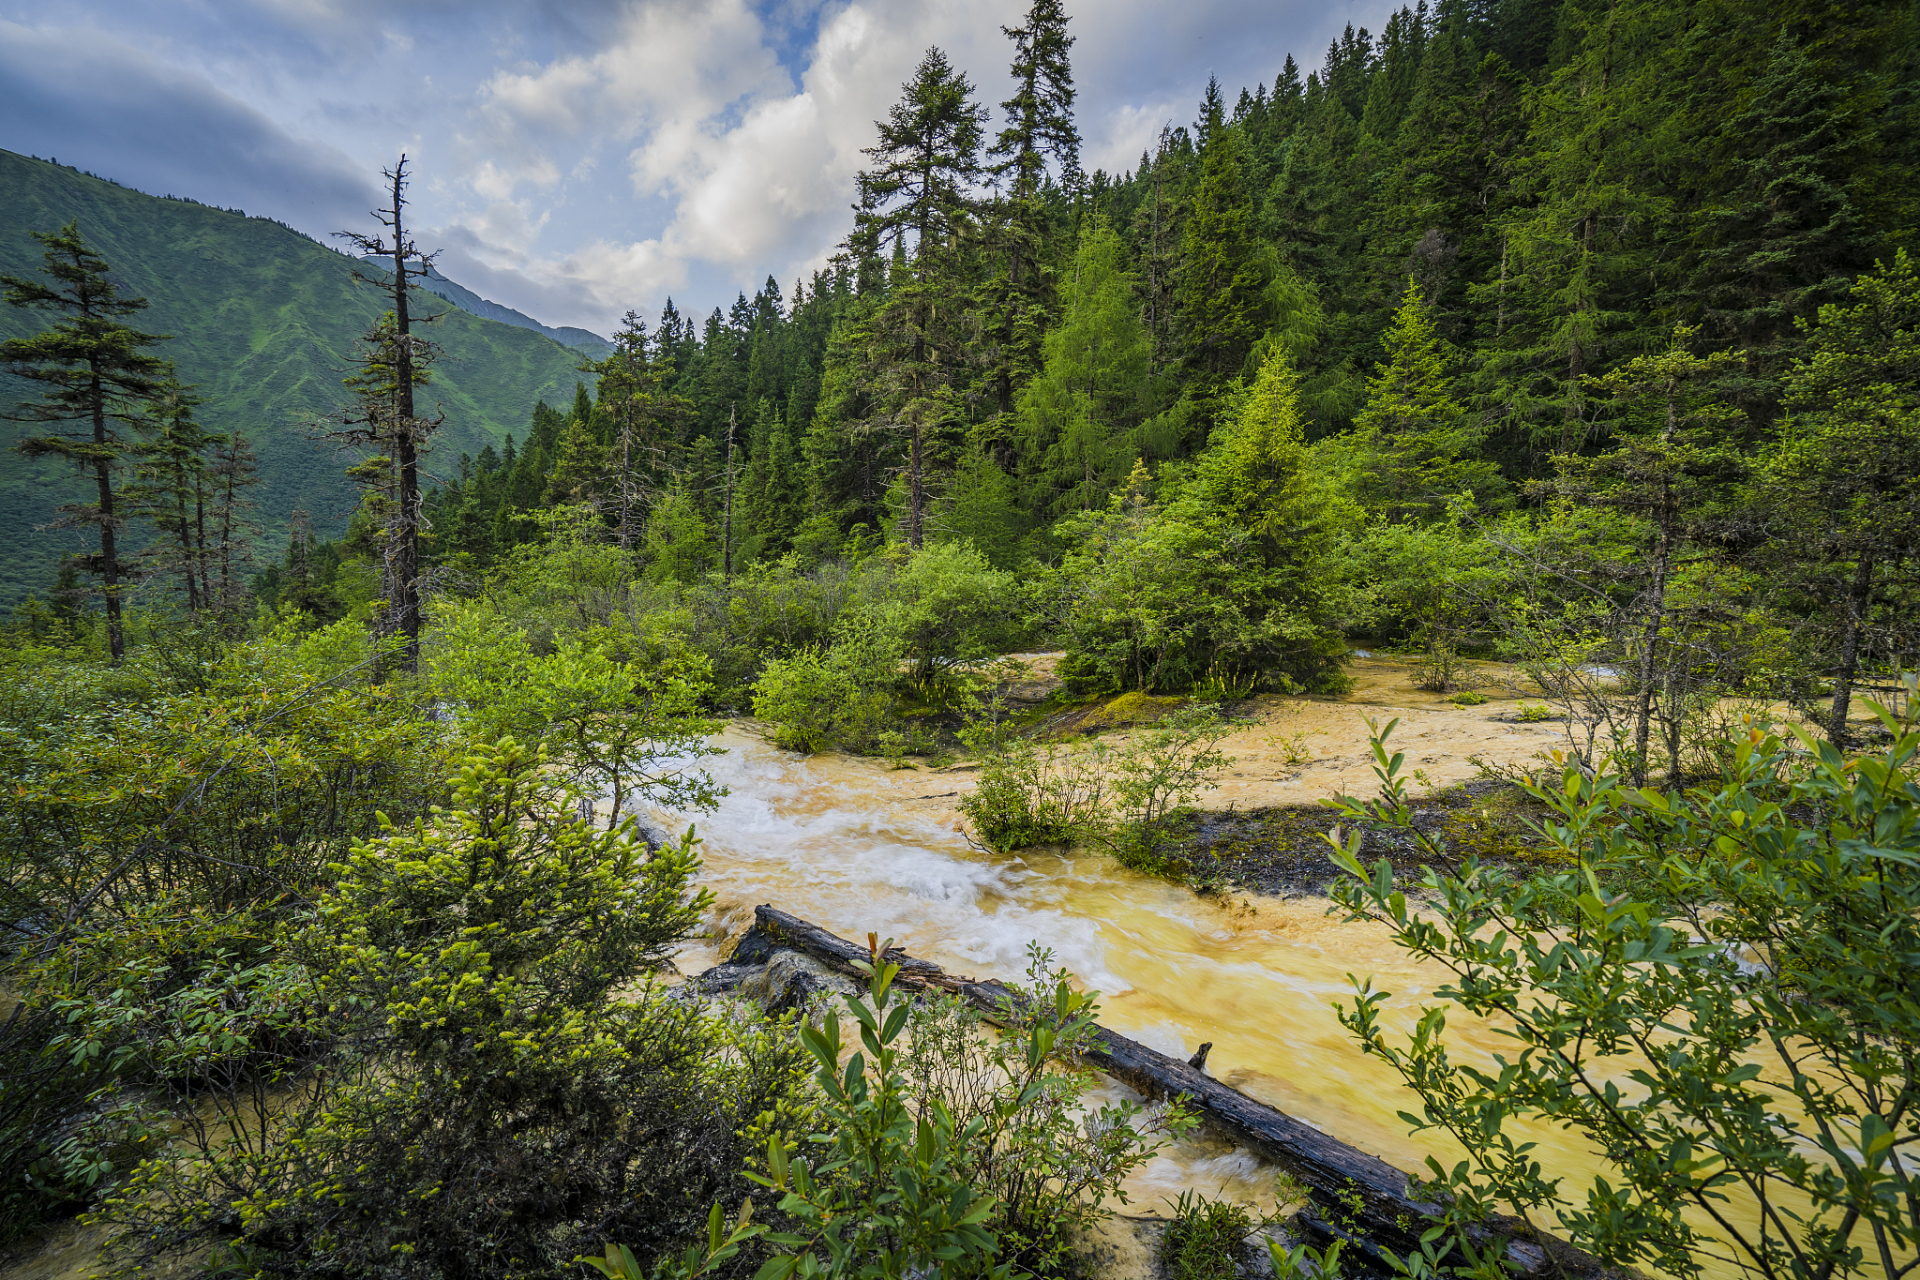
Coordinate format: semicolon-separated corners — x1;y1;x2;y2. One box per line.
412;266;613;356
0;150;590;608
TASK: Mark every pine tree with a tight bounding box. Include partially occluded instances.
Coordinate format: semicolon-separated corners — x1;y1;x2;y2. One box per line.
334;157;441;673
1676;32;1886;416
127;372;217;613
1;221;170;661
329;308;442;668
1351;281;1502;521
848;48;988;548
1555;324;1747;782
544;407;607;506
979;0;1080;421
1016;220;1152;514
1760;251;1920;747
849;47;986;270
203;428;257;624
1177;112;1264;397
1475;0;1671;456
588;311;689;550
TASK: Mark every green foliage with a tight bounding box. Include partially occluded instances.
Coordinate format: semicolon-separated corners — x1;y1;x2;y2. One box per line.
1016;219;1156;515
94;738;801;1279
427;603;725;821
1326;707;1920;1279
899;946;1188;1276
1347;281;1501;523
0;152;587;609
0;622;447;1236
957;721;1108;852
751;611;902;753
746;937;1008;1280
1102;705;1236;876
882;541;1020;684
1046;350;1353;696
959;701;1234;879
1164;1191;1254;1280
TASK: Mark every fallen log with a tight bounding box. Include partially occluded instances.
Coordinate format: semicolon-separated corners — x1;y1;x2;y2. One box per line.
732;904;1620;1279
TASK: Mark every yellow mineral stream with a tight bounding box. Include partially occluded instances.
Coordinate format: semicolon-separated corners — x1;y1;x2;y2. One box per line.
653;661;1838;1274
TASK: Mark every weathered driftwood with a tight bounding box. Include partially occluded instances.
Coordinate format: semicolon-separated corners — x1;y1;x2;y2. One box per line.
727;904;1619;1279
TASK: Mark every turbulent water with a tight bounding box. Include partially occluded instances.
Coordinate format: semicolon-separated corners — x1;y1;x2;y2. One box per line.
647;727;1567;1217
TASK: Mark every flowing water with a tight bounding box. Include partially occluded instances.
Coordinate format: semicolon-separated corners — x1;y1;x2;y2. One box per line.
651;727;1590;1222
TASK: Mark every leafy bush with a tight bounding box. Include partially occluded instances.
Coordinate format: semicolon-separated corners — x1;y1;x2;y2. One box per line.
1103;706;1236;876
1163;1190;1254;1280
751;611;900;753
957;731;1109;852
1446;690;1487;706
744;939;1006;1280
958;705;1235;878
97;739;808;1279
1514;700;1553;722
0;626;448;1234
1327;704;1920;1279
879;541;1021;684
899;947;1185;1276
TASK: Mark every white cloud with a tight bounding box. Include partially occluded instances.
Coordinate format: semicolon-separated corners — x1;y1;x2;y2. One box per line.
5;0;1405;333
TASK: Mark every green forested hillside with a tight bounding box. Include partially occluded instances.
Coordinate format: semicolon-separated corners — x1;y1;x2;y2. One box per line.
0;149;589;607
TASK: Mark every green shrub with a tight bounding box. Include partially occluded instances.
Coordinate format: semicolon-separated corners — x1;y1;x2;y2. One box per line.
1327;703;1920;1279
94;739;811;1280
1103;706;1236;876
1446;690;1488;706
750;611;899;753
958;733;1110;852
1515;700;1553;722
899;947;1187;1276
1163;1190;1254;1280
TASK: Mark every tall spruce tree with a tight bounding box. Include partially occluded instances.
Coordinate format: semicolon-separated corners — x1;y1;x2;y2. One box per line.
127;372;218;615
335;157;441;673
1760;251;1920;747
980;0;1081;418
848;48;988;547
848;48;986;268
1556;324;1747;783
1;221;170;662
1176;108;1264;400
1016;219;1152;514
1351;281;1501;522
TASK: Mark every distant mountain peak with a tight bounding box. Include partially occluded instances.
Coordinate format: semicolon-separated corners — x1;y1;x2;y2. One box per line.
365;259;612;356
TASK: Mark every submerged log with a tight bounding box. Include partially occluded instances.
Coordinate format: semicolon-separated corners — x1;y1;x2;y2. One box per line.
732;904;1619;1279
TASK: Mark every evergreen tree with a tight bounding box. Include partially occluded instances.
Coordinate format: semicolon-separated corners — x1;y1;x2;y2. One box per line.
1675;32;1888;418
334;157;441;673
1;221;170;661
1555;323;1747;782
204;428;258;622
127;373;218;614
849;47;987;269
848;48;988;548
1176;114;1264;398
1016;220;1153;514
1760;251;1920;747
1350;281;1501;521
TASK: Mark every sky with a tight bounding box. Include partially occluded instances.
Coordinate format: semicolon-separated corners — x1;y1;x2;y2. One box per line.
0;0;1397;337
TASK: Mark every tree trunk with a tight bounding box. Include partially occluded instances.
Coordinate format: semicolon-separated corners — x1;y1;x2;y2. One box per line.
1829;555;1875;748
908;412;925;549
90;363;125;663
390;164;421;674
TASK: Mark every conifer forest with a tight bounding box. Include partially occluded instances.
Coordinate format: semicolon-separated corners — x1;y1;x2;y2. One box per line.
3;0;1920;1278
